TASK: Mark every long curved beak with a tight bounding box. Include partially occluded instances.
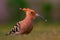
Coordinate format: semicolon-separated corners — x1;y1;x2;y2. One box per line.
36;13;47;22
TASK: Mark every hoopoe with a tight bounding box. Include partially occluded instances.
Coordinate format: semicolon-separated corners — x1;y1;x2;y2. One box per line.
7;8;47;35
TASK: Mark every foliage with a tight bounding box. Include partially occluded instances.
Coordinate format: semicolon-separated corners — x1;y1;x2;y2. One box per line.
40;2;52;21
7;0;28;22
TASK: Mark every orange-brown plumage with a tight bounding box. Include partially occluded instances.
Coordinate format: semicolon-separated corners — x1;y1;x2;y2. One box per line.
15;8;37;34
7;8;45;35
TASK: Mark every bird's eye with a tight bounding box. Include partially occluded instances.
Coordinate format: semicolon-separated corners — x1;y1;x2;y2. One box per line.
31;12;33;14
30;12;35;16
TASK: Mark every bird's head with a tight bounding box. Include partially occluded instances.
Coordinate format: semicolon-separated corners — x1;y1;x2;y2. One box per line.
19;8;47;22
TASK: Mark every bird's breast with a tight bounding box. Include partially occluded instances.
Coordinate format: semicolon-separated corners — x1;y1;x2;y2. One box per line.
19;20;33;32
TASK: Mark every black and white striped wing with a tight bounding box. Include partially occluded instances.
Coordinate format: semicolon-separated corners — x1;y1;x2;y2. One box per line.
7;22;20;35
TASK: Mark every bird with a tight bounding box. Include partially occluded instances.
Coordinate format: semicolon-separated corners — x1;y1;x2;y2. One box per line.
6;8;47;35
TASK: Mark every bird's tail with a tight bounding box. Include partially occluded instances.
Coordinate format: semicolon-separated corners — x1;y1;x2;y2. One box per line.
6;25;20;36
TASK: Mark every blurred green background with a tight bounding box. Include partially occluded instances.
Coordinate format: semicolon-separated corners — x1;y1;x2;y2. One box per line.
7;0;60;22
0;0;60;40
